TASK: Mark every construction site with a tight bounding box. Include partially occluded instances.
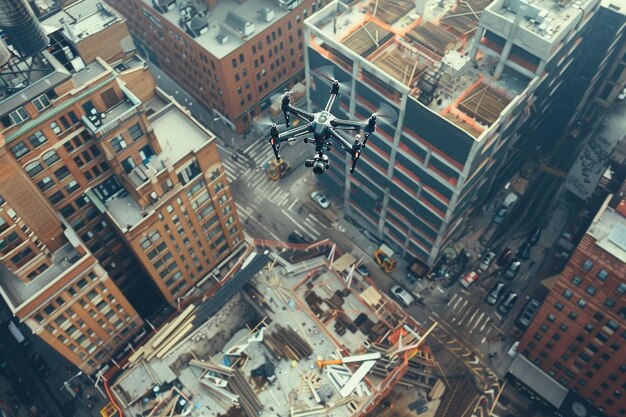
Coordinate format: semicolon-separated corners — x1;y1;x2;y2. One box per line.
308;0;526;138
109;240;447;417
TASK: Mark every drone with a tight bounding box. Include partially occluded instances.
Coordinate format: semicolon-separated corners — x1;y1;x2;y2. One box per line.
267;80;377;175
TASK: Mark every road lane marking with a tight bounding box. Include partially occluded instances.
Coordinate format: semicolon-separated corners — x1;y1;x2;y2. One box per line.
470;312;485;333
480;317;490;332
465;310;479;329
456;305;473;326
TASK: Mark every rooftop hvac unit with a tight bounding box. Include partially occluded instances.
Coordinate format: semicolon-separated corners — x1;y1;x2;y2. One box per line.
153;0;175;13
257;8;274;22
0;0;49;56
216;33;229;44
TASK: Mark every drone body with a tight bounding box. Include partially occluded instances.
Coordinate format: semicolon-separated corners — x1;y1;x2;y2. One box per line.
267;80;377;175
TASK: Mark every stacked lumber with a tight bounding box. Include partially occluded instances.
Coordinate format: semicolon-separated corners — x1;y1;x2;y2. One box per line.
371;0;415;24
263;324;313;361
230;370;263;417
407;22;457;57
127;305;197;363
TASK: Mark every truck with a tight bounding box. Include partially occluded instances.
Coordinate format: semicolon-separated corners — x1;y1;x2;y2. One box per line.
373;244;396;273
8;320;29;345
407;258;429;282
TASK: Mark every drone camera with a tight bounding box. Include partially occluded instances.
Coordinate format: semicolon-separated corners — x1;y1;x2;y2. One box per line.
306;154;329;176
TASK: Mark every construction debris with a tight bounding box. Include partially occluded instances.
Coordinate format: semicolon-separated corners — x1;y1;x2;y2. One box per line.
263;324;313;361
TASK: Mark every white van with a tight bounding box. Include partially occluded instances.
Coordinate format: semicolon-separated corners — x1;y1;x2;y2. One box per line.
502;192;519;209
8;321;28;345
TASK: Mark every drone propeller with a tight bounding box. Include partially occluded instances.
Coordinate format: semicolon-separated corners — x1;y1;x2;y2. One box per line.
375;102;399;125
315;65;350;83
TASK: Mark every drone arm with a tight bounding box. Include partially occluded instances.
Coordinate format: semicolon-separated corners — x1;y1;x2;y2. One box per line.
277;123;314;140
330;119;364;131
286;104;315;123
324;80;340;112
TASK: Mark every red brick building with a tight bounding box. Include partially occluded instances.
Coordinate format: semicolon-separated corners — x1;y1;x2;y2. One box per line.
107;0;325;133
518;193;626;417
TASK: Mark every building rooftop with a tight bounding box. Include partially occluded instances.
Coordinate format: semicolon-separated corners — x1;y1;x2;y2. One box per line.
307;0;528;138
0;240;84;311
587;203;626;263
140;0;297;59
149;102;215;163
41;0;125;44
111;245;436;417
97;99;215;231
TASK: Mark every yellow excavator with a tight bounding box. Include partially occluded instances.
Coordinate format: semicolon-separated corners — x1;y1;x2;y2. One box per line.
267;159;291;180
374;244;396;273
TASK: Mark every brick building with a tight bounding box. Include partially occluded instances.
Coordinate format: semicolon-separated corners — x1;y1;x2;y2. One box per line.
0;4;243;372
517;192;626;417
107;0;325;133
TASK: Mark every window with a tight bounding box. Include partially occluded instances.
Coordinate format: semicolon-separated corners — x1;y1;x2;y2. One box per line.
11;141;29;158
28;131;47;148
111;136;127;152
60;204;76;217
594;311;604;321
555;302;564;311
121;157;136;173
49;121;61;135
584;324;594;332
37;176;54;191
48;191;64;204
128;123;144;141
32;94;51;111
582;259;594;271
571;275;582;286
605;298;616;308
569;311;578;320
618;282;626;295
65;180;80;194
607;319;620;332
598;269;608;280
596;332;609;343
9;107;30;125
563;289;573;299
547;314;556;322
54;166;70;180
577;299;587;309
586;285;597;296
43;150;60;166
25;161;43;177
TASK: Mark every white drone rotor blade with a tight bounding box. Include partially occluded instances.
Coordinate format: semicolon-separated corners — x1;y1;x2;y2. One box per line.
375;102;399;125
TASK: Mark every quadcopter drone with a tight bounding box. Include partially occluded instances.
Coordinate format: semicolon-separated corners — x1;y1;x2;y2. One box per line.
267;80;377;175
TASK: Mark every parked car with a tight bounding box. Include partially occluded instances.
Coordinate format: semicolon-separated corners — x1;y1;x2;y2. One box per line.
288;231;310;244
517;242;532;260
493;207;508;225
390;285;414;307
497;290;518;316
310;191;330;209
501;192;519;209
504;260;522;280
497;248;512;267
30;353;51;378
357;264;369;277
459;271;479;289
479;251;497;272
486;282;506;305
516;297;542;330
529;227;542;246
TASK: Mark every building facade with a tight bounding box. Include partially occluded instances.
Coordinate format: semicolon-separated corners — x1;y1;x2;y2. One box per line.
305;0;600;265
106;0;326;133
1;28;243;372
517;192;626;417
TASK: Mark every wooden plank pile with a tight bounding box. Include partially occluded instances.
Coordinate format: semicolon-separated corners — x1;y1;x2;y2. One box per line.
263;324;313;361
458;82;511;126
371;0;415;24
127;305;197;363
343;21;393;57
230;370;263;417
440;0;492;36
373;47;425;86
407;22;457;57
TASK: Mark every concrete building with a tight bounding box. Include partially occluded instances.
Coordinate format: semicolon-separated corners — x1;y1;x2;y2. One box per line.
517;190;626;417
305;0;600;265
0;1;243;373
106;0;326;133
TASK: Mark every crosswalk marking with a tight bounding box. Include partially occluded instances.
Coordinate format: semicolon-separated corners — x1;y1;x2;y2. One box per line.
281;209;319;239
469;312;485;333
